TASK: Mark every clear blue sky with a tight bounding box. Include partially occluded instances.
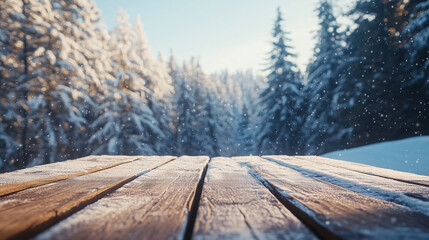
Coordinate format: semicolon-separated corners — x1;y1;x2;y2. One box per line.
94;0;354;74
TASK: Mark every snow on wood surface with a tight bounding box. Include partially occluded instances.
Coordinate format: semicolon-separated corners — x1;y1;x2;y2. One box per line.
192;157;316;240
304;155;429;187
0;156;175;240
0;156;146;197
36;156;208;240
264;156;429;215
0;155;140;185
0;155;429;240
244;156;429;239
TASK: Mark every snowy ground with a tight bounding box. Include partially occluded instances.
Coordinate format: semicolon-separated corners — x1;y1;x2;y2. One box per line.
322;136;429;176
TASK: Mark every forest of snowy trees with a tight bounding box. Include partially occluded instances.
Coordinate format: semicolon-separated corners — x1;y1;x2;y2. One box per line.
0;0;428;172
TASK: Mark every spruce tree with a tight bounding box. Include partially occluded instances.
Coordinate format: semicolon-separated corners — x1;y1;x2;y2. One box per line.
256;8;303;155
304;0;344;154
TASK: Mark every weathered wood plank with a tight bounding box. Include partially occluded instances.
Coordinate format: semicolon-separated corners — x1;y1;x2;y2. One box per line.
35;156;209;240
192;157;317;240
0;156;175;240
0;155;147;197
0;155;140;185
298;155;429;187
264;156;429;214
242;156;429;240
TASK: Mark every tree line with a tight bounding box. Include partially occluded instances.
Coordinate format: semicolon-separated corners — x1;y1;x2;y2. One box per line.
256;0;429;155
0;0;428;172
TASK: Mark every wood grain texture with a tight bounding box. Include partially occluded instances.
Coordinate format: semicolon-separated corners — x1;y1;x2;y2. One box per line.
264;156;429;214
297;155;429;187
35;156;209;240
0;156;175;240
192;157;317;240
0;156;144;197
243;156;429;240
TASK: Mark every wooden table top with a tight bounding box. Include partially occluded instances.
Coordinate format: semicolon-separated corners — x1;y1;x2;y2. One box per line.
1;155;429;240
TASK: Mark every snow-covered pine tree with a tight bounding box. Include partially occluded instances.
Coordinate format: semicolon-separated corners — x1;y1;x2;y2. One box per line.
196;70;219;157
89;74;161;155
237;105;253;155
133;16;174;99
206;71;240;156
30;0;93;165
0;0;21;91
49;0;111;158
51;0;102;90
155;53;175;131
230;70;261;116
92;21;115;89
0;0;86;168
90;8;163;155
132;16;175;152
230;70;265;155
406;0;429;87
255;8;303;155
173;61;201;155
0;0;21;169
168;54;179;153
83;19;116;155
0;0;31;168
170;57;228;156
108;8;136;82
183;59;218;156
200;90;217;157
402;0;429;136
198;70;239;156
84;1;116;95
0;101;19;172
223;74;240;156
303;0;344;154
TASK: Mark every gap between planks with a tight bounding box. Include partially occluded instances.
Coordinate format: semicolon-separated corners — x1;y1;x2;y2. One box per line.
0;157;141;197
183;158;210;240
